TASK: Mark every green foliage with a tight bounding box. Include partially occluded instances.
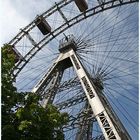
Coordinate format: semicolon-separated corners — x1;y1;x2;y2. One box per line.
15;93;69;139
2;45;69;140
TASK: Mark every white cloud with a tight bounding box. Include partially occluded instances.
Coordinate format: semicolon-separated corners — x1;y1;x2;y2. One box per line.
0;1;29;46
0;0;59;46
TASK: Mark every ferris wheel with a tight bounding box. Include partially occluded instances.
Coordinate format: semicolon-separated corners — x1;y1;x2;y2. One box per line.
7;0;138;139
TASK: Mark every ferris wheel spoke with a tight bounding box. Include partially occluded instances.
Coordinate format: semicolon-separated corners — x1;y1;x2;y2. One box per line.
80;4;136;43
77;51;137;83
104;85;138;110
5;0;138;139
104;89;138;132
104;88;138;124
106;84;138;104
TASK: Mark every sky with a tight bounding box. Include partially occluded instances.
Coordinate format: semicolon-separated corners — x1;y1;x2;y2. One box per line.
0;0;138;139
0;0;59;46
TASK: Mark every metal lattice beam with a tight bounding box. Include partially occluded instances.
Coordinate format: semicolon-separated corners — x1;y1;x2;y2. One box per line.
56;93;86;110
31;35;132;139
10;0;138;80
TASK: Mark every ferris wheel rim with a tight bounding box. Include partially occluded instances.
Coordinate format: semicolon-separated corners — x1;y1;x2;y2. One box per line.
8;0;138;138
9;0;138;80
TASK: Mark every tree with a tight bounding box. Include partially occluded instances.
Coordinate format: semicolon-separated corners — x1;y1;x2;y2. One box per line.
2;44;69;140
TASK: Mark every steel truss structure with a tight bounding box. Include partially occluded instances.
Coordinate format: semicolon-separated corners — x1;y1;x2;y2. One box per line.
9;0;138;80
8;0;138;139
31;35;131;139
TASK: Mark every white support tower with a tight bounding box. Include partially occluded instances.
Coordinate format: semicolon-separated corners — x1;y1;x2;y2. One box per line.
32;35;132;140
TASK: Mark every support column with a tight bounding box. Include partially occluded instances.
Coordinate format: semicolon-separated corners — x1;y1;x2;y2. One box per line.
75;102;91;140
31;35;131;139
69;49;122;140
